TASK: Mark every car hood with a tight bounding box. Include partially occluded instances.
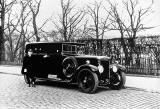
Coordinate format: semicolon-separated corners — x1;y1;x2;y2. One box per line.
75;55;111;60
110;63;126;71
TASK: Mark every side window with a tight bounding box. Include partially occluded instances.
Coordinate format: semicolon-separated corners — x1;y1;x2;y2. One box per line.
62;44;76;54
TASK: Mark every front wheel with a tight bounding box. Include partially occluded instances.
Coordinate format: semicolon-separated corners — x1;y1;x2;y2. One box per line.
109;71;126;90
78;69;99;93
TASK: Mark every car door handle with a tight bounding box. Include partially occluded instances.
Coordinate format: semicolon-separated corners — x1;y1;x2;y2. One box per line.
43;54;49;58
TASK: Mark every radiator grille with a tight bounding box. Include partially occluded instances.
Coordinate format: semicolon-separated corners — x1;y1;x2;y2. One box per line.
100;60;110;79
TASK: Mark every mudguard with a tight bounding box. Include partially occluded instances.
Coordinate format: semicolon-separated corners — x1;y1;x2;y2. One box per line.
76;64;99;73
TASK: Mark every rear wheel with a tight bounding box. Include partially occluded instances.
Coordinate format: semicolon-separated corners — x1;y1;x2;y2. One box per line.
78;69;99;93
109;71;126;90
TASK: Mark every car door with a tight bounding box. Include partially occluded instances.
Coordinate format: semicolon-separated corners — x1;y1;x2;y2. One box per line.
31;53;48;78
44;53;64;75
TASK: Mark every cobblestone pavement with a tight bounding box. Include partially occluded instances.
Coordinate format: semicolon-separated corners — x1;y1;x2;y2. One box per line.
0;73;160;109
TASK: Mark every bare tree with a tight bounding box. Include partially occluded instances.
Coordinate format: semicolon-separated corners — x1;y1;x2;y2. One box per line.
0;0;16;62
5;0;30;62
28;0;51;42
124;0;153;53
77;20;91;39
28;0;41;42
41;30;62;42
106;0;153;64
17;0;32;62
87;1;110;40
53;0;85;42
87;1;110;55
106;1;129;61
5;10;20;62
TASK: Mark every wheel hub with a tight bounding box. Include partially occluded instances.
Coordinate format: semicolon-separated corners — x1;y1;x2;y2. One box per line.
111;73;121;85
83;77;87;83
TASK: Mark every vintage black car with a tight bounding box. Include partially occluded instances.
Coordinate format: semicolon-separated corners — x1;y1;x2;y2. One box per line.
21;42;126;93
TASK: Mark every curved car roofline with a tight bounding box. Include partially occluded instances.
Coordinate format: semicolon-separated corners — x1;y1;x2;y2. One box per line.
26;42;85;45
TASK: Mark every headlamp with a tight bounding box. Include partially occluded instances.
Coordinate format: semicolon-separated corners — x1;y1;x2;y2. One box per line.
98;64;104;73
112;65;118;72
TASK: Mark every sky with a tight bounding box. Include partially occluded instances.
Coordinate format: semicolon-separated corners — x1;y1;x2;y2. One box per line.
37;0;160;39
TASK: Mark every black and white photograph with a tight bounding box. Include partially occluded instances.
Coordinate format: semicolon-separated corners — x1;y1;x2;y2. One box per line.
0;0;160;108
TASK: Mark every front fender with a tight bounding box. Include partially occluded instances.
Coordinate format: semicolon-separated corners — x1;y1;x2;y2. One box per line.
76;64;99;73
74;64;99;83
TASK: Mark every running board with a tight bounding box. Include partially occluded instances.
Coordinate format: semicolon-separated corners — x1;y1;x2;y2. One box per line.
35;77;72;83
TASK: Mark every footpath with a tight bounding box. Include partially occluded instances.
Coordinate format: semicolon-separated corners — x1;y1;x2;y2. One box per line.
0;65;160;93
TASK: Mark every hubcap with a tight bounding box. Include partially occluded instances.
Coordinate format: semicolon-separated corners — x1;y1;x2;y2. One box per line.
111;73;121;85
81;73;93;89
83;77;87;83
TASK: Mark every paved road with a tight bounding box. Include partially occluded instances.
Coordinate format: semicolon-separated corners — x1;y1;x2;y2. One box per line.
0;73;160;109
1;65;160;93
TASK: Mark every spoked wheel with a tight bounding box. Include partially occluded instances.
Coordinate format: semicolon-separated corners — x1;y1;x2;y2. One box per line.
109;71;126;90
78;69;99;93
62;57;77;80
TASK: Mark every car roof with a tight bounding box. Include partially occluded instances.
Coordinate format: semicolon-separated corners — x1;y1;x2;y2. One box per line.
26;42;85;46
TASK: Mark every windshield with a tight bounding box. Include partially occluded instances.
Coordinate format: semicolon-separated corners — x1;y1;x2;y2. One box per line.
77;45;85;55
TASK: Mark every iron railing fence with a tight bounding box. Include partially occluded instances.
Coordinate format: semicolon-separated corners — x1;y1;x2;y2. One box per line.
77;36;160;76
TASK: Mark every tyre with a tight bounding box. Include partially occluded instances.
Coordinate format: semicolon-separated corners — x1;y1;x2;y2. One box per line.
78;69;99;93
62;56;78;79
109;71;126;90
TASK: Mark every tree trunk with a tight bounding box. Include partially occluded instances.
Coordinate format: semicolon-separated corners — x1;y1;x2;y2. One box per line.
9;51;15;62
33;17;40;42
0;7;6;63
0;26;5;63
120;37;130;65
21;27;26;63
63;28;67;41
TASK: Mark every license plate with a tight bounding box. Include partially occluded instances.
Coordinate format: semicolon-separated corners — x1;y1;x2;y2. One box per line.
48;74;57;78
